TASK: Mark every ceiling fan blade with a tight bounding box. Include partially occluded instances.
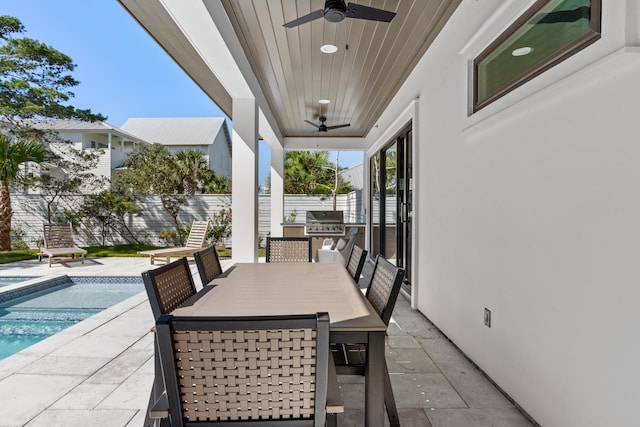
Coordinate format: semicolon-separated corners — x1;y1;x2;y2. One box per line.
283;9;325;28
304;120;320;127
346;3;396;22
326;123;351;130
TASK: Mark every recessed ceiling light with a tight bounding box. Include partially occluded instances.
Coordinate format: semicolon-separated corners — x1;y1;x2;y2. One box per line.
320;44;338;54
318;99;331;104
512;46;533;56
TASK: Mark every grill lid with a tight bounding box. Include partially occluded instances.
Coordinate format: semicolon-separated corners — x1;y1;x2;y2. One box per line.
305;210;344;224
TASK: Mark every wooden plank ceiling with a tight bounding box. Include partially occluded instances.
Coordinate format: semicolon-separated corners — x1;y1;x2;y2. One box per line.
221;0;461;138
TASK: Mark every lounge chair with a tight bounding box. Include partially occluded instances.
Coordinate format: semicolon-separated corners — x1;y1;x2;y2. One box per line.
138;220;210;265
39;223;87;267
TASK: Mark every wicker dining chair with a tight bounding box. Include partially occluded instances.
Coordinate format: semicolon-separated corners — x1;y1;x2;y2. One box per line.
346;244;368;282
141;256;199;427
333;255;406;427
357;256;376;289
150;312;343;427
193;245;223;286
266;237;312;262
141;257;197;320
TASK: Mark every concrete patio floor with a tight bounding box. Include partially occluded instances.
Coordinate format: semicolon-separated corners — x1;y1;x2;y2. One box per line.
0;256;536;426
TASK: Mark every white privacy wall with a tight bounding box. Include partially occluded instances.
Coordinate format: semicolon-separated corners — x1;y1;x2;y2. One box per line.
11;193;364;248
371;1;640;426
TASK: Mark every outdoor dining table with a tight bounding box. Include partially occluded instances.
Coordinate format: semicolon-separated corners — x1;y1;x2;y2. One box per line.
170;261;388;427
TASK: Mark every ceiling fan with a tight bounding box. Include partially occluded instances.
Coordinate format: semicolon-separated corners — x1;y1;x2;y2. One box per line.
304;116;350;133
283;0;396;28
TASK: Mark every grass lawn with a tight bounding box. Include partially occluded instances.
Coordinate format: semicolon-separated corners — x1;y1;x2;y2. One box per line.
0;250;40;264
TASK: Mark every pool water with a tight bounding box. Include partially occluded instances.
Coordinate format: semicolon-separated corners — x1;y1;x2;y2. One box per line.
0;278;143;360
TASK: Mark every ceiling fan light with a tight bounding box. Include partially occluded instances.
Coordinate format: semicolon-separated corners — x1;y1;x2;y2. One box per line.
318;99;331;104
320;44;338;54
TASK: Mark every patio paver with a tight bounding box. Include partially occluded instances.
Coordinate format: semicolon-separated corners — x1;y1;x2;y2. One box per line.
0;257;536;426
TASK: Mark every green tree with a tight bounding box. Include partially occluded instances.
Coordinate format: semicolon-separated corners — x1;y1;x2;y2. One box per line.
38;143;106;222
0;134;46;250
79;189;140;246
371;150;397;198
385;150;397;194
284;151;351;209
175;148;213;195
0;16;105;140
0;15;105;250
207;208;232;247
115;143;187;244
202;174;231;194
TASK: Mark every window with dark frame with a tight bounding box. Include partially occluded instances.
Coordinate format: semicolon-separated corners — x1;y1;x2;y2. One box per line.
473;0;601;112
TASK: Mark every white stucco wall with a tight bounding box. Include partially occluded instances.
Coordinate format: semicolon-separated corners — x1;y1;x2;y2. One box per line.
369;1;640;426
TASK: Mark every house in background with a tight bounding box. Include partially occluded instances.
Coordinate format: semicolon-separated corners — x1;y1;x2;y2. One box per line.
121;117;232;180
27;119;147;191
340;163;364;191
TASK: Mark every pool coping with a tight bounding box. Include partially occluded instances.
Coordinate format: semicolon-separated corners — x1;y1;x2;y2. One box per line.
0;275;145;304
0;274;69;304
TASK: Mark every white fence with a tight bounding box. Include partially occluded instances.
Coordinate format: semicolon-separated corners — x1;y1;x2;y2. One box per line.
11;192;365;249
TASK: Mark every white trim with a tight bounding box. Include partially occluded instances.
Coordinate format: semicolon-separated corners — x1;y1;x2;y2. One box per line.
463;46;640;135
365;99;419;309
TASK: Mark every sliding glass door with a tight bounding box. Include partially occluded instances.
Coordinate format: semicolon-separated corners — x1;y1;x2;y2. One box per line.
370;127;412;293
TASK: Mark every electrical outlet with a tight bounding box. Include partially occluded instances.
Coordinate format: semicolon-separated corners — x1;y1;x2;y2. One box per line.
484;308;491;327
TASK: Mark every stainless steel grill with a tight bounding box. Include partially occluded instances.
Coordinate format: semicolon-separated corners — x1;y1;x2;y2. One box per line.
304;211;345;236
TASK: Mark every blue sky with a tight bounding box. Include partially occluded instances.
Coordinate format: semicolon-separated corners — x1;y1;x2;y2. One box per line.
2;1;363;187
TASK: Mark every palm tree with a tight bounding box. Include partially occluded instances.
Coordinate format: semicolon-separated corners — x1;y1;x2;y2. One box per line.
0;135;47;251
284;151;352;209
175;149;212;194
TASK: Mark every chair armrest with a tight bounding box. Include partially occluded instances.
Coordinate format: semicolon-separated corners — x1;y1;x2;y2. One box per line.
149;392;169;419
326;352;344;414
322;238;335;250
316;249;347;264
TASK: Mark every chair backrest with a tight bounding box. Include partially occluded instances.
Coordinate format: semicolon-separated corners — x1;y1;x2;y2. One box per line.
334;234;358;263
185;220;210;249
328;227;358;250
366;256;406;326
266;237;312;262
43;223;76;249
346;245;367;282
357;256;376;289
156;312;331;426
141;257;197;319
193;245;222;286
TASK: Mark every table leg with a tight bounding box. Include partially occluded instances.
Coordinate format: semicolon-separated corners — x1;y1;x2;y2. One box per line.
384;360;401;427
365;331;385;427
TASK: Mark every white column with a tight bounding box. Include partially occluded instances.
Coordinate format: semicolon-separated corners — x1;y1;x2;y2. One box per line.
232;98;259;262
270;145;284;237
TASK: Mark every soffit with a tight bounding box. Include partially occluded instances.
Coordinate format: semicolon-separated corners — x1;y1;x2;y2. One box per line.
221;0;461;138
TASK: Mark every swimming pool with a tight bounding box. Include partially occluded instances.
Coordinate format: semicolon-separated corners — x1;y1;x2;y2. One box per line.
0;276;36;288
0;276;143;360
